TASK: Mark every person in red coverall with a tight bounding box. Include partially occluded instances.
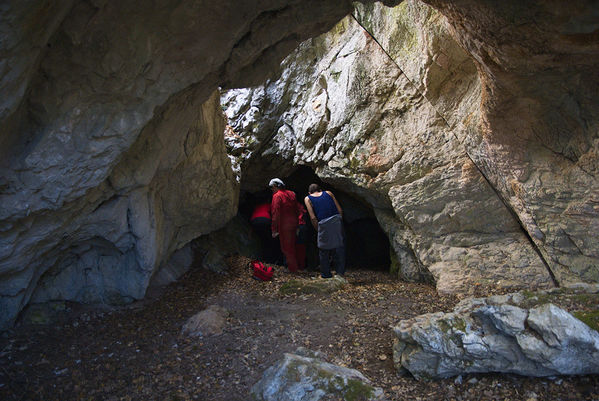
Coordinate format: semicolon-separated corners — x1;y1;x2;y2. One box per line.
269;178;303;272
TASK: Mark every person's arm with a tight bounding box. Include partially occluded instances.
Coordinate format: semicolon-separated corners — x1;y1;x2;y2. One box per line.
304;196;318;229
326;191;343;217
297;202;307;225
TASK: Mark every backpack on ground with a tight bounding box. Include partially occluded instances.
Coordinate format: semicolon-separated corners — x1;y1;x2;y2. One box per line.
250;260;273;281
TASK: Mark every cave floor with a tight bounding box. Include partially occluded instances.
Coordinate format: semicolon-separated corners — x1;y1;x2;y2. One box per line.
1;256;598;401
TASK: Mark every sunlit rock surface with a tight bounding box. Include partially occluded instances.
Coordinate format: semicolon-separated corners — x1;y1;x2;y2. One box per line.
222;2;554;293
420;0;599;285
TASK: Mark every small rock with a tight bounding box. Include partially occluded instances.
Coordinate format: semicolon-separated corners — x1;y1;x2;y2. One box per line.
182;305;229;337
251;348;384;401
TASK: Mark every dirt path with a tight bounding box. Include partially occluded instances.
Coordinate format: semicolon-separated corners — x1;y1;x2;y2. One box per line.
1;256;597;400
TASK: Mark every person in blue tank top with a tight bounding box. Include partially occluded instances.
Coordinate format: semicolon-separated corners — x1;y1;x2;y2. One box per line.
304;183;345;278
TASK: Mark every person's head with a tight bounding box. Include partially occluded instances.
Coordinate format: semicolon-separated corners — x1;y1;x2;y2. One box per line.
269;178;285;192
308;183;321;194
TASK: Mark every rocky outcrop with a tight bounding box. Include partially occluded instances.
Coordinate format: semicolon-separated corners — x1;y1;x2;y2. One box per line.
392;287;599;379
0;0;399;330
420;0;599;285
251;348;384;401
222;2;555;292
25;90;238;307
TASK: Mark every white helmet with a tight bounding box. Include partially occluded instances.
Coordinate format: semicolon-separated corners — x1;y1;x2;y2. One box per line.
268;178;285;187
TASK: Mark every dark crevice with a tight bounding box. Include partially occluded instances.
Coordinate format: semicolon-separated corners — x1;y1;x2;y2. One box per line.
91;194;119;213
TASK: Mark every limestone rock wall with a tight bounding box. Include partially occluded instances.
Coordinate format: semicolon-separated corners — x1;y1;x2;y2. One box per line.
0;0;399;330
222;2;554;293
420;0;599;285
29;90;239;306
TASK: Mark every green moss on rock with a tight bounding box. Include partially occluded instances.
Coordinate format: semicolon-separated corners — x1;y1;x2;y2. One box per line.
520;290;552;308
343;378;375;401
389;249;400;277
437;316;466;333
573;310;599;332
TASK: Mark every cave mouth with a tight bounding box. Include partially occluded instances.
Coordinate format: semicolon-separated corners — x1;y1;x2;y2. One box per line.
238;165;391;271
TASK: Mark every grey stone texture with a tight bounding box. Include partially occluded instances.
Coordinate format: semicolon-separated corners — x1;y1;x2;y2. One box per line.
251;347;384;401
421;0;599;285
392;291;599;379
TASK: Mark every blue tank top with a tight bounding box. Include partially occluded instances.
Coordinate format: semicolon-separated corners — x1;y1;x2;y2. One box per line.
308;191;339;221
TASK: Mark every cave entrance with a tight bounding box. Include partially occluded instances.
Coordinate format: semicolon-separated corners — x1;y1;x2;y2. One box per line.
238;166;390;271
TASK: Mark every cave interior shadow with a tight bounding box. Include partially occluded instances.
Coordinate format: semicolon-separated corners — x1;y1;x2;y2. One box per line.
238;165;390;272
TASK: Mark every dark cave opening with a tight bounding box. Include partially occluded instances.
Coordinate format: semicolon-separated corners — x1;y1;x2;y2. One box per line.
238;166;391;271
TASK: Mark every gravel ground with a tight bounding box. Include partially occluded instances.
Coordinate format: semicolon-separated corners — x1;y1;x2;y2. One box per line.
1;255;597;400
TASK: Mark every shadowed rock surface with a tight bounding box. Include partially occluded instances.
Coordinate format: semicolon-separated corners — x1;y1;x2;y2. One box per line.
420;0;599;286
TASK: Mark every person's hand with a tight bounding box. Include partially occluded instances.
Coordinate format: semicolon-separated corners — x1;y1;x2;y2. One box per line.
272;231;279;238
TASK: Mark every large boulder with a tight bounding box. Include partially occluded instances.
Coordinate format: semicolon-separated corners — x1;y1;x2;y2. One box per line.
392;287;599;379
222;2;555;293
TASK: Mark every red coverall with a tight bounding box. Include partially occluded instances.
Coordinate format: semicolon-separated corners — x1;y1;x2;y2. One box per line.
271;189;302;272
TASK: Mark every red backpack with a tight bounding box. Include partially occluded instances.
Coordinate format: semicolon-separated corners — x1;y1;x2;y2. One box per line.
250;260;273;281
